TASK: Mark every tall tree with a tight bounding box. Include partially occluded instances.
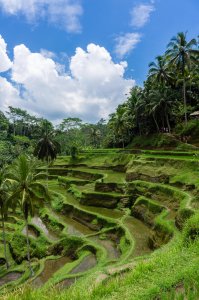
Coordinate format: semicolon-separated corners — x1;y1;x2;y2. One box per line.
90;127;101;148
34;121;59;163
34;121;60;187
109;106;131;148
148;87;175;133
166;32;199;123
148;55;173;86
7;155;48;276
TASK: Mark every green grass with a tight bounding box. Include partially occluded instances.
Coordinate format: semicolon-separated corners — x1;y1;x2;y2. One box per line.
2;234;199;300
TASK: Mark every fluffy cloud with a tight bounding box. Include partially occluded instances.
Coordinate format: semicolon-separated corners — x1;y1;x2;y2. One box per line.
0;0;83;33
0;36;134;122
0;77;22;111
130;3;155;28
0;35;12;72
114;33;141;58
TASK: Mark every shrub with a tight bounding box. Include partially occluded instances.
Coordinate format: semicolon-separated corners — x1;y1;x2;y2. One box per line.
70;146;78;159
9;233;48;263
50;192;64;212
128;133;179;148
175;120;199;137
49;236;83;257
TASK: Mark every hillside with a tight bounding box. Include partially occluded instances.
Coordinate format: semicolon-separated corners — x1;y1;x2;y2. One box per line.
0;149;199;299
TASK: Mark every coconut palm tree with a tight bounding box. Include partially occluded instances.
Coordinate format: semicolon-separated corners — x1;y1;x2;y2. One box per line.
126;86;143;136
34;121;60;186
109;106;131;148
6;155;49;276
0;168;9;269
148;87;174;133
34;121;60;163
148;55;173;86
166;32;199;123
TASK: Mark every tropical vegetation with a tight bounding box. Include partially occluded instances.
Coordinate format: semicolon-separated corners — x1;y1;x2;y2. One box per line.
0;32;199;300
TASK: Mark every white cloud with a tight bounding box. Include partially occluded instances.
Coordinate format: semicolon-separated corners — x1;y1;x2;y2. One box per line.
0;77;22;111
115;33;141;58
0;0;83;33
0;35;12;72
40;49;56;59
0;38;135;123
130;3;155;28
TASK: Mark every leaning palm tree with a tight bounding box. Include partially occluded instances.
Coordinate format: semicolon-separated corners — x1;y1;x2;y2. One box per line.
6;155;49;276
0;168;10;269
166;32;199;123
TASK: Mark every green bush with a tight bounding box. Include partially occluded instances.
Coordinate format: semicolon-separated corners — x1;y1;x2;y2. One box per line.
70;145;78;159
49;236;83;257
175;120;199;137
128;133;179;148
50;192;64;212
9;233;48;263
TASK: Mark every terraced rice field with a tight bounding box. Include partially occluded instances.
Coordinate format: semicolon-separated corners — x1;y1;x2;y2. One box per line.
0;150;198;296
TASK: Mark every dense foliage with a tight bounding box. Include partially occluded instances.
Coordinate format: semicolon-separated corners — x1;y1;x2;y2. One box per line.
106;32;199;147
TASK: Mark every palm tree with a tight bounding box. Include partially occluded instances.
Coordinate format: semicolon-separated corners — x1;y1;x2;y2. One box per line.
166;32;199;123
126;86;143;136
34;121;59;163
0;168;9;269
34;121;60;185
148;55;173;86
148;87;174;133
109;106;131;148
7;155;49;276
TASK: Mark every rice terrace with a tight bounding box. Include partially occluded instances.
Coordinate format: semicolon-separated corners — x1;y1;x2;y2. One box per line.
0;1;199;299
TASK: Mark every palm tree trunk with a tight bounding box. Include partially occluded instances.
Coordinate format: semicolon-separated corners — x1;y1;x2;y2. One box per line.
165;113;171;133
122;137;125;149
1;215;9;269
162;115;165;132
25;218;34;276
153;114;160;133
138;122;141;136
183;78;187;124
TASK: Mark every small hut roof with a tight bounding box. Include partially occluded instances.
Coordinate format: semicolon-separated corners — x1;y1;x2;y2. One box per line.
190;111;199;116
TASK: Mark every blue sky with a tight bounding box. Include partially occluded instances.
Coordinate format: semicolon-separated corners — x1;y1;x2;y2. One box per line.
0;0;198;122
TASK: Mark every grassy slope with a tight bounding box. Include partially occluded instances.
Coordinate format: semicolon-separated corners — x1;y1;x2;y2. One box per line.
2;235;199;300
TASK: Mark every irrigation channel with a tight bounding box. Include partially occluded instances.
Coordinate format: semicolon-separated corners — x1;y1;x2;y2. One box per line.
0;151;194;291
